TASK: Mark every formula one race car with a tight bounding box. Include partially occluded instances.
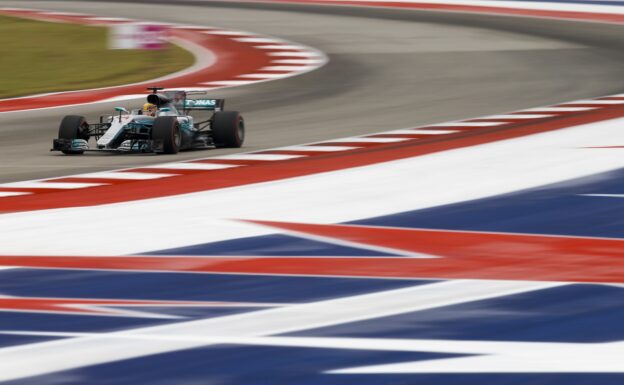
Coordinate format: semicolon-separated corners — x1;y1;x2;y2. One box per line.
52;88;244;154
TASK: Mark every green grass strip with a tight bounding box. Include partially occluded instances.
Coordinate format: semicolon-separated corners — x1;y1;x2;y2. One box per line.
0;15;195;99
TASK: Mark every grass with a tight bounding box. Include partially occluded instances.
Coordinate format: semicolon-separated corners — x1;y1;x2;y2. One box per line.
0;15;195;99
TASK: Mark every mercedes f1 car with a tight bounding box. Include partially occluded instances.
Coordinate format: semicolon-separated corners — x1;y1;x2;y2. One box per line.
52;88;244;154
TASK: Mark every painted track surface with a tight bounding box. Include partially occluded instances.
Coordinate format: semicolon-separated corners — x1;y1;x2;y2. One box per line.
0;1;624;384
1;0;624;181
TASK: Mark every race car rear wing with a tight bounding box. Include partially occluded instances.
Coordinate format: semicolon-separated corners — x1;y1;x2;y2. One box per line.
150;89;225;112
183;98;225;111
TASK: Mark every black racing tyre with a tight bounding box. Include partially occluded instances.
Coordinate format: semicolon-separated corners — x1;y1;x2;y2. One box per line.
152;116;181;154
58;115;89;155
212;111;244;148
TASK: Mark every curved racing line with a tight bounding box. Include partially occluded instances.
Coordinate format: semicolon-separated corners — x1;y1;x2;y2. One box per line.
0;7;326;113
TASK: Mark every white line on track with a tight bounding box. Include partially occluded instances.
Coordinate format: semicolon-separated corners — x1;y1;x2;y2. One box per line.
0;192;30;198
261;65;317;71
521;106;596;112
201;80;255;86
429;121;506;127
41;11;87;16
234;37;284;43
87;17;131;22
0;280;560;382
271;59;326;64
579;194;624;198
6;330;621;373
133;22;176;27
324;137;411;143
173;25;207;30
140;162;239;171
70;172;177;180
207;153;304;161
0;8;43;11
407;129;460;135
0;181;104;189
268;52;322;57
254;45;303;50
276;145;359;152
381;129;457;135
562;100;624;105
376;129;425;135
201;30;252;35
100;94;147;102
238;73;289;79
480;114;554;119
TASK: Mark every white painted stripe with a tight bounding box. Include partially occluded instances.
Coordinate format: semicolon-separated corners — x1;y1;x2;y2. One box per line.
41;11;87;16
268;51;322;57
201;80;255;86
408;129;460;135
0;191;30;198
261;65;317;71
380;129;429;135
0;8;43;11
238;73;289;79
325;137;411;143
207;153;304;161
563;100;624;105
133;22;175;27
234;37;284;43
70;172;176;180
271;59;326;64
245;0;624;15
0;181;103;189
141;162;239;171
5;332;609;373
100;94;146;102
521;106;596;112
379;129;457;135
173;25;207;30
579;194;624;198
480;114;554;119
0;280;558;382
328;339;624;374
202;30;251;36
87;17;131;22
276;145;359;152
430;121;506;127
254;45;302;50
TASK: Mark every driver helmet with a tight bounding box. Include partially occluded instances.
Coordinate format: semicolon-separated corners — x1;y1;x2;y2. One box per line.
142;103;157;116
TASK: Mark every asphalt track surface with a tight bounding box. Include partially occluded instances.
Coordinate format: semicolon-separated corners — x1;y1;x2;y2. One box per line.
0;0;624;182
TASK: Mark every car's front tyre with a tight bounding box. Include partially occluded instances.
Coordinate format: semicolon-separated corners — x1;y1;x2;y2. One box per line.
152;116;181;154
58;115;89;155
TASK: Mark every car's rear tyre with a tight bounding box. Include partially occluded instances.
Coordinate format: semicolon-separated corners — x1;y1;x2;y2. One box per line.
152;116;181;154
212;111;244;148
58;115;89;155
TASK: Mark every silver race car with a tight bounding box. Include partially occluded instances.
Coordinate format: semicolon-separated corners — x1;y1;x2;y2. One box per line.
52;88;244;154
